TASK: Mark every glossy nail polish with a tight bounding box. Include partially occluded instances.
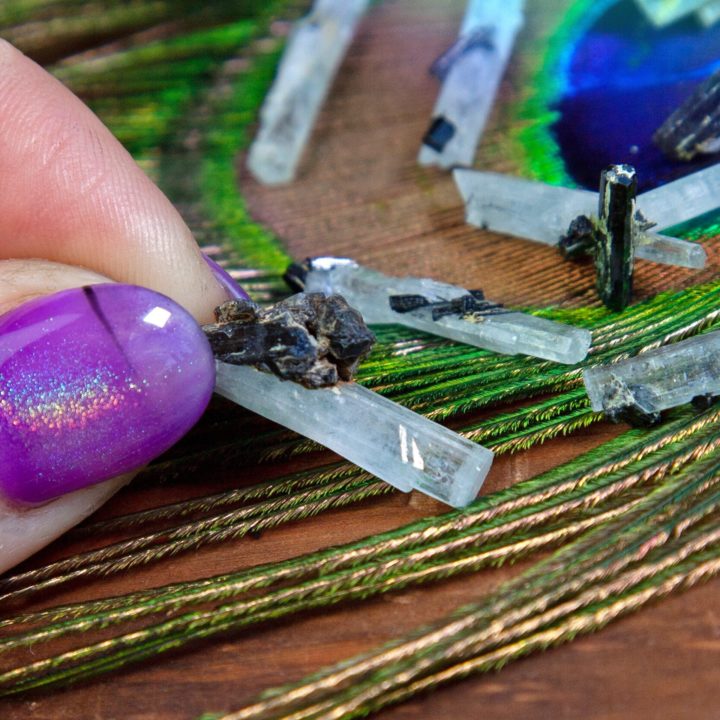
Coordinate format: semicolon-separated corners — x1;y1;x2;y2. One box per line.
0;284;215;504
203;254;250;300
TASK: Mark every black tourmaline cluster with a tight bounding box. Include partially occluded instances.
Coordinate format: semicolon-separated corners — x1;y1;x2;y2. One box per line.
654;69;720;162
203;294;376;389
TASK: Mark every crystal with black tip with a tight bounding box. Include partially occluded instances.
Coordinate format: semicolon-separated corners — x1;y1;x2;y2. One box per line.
418;0;524;169
207;294;494;508
654;69;720;161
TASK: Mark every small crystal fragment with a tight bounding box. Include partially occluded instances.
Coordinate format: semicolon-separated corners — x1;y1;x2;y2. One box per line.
595;165;636;311
247;0;369;185
286;257;592;364
215;362;494;507
697;0;720;26
654;69;720;161
204;294;375;388
418;0;524;169
454;167;709;268
583;330;720;426
633;0;708;26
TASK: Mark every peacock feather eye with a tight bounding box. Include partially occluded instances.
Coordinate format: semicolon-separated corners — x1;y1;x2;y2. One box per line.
502;0;720;197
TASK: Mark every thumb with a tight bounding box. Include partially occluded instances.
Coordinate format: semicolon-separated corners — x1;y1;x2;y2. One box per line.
0;259;215;573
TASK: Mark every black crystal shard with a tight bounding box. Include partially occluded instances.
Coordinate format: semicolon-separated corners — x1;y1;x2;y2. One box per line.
422;116;456;152
691;393;720;411
595;164;636;312
559;214;596;260
600;378;662;428
203;294;375;388
283;260;310;292
429;27;496;80
388;295;431;313
388;291;506;321
654;69;720;162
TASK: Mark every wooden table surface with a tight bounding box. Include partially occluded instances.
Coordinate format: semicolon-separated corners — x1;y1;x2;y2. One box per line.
4;1;720;718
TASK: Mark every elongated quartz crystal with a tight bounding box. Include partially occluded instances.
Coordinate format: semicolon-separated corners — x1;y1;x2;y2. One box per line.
289;258;591;364
215;362;493;507
453;167;710;269
418;0;524;169
583;331;720;425
247;0;369;185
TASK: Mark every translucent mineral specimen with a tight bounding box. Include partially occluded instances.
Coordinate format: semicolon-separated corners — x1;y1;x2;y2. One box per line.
583;331;720;426
654;69;720;161
634;0;708;26
215;362;494;507
418;0;524;169
286;257;592;364
454;167;710;269
247;0;369;185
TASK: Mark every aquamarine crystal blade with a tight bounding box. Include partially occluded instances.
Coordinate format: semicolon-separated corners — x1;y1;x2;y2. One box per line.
583;331;720;417
215;362;493;507
637;163;720;230
418;0;524;169
302;259;591;364
454;168;708;268
247;0;369;185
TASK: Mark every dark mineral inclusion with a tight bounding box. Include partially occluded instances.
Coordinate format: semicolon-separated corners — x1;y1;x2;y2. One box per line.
203;294;376;389
654;69;720;162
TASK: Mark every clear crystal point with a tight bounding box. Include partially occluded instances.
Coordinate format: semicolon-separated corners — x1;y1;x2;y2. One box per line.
247;0;369;185
453;168;709;268
215;362;493;507
301;259;591;364
418;0;524;169
583;330;720;419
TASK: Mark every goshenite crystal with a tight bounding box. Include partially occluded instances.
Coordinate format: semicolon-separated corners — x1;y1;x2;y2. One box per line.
287;258;591;364
654;69;720;161
418;0;524;169
583;331;720;425
247;0;369;185
215;362;494;507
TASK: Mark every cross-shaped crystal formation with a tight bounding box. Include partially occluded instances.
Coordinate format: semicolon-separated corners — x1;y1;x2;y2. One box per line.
454;163;713;307
583;330;720;427
654;69;720;161
207;295;493;508
247;0;369;185
285;257;592;364
418;0;524;169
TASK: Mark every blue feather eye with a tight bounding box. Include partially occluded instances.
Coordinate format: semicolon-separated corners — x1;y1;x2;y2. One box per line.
552;0;720;192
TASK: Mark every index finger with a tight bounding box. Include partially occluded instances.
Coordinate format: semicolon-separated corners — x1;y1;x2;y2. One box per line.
0;39;227;323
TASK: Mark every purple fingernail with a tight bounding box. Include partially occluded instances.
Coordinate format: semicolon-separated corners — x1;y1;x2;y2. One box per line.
0;284;215;504
203;254;250;300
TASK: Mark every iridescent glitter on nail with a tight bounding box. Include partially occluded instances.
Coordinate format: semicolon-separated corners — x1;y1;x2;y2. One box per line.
0;284;215;504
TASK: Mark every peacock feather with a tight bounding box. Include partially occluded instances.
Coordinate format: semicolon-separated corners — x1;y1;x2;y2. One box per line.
2;0;720;717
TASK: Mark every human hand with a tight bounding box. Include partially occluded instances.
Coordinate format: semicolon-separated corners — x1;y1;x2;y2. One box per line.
0;40;244;571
